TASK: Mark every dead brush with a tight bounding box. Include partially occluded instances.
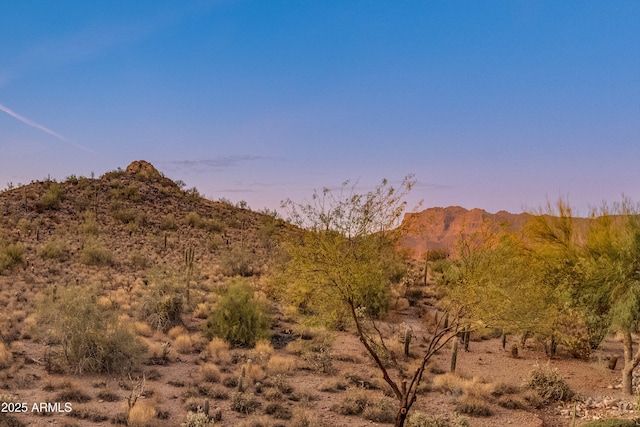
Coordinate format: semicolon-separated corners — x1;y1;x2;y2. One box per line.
525;363;574;403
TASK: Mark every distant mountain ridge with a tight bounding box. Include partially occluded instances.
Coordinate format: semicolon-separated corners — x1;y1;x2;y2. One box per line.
397;206;531;258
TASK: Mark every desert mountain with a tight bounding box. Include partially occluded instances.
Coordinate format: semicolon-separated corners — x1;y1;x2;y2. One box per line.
397;206;531;258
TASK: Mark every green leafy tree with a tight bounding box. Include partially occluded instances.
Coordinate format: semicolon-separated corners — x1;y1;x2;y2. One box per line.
278;176;462;427
523;199;597;357
582;200;640;394
442;221;552;338
442;199;597;358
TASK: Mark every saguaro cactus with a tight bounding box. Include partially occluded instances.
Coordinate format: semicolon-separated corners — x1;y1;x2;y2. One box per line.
450;339;458;372
403;326;412;357
185;245;195;305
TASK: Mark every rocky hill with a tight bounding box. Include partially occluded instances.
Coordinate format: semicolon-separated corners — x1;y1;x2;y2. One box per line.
397;206;531;258
0;161;285;311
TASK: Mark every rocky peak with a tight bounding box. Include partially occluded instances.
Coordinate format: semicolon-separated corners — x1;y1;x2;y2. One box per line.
125;160;162;179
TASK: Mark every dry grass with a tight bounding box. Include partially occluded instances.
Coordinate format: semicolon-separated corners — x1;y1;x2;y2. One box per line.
236;415;271;427
455;395;494;417
168;325;187;340
193;303;209;319
0;343;12;368
242;362;266;385
253;339;275;363
174;334;194;354
207;337;230;364
127;400;157;426
432;372;465;395
266;355;297;375
200;363;221;383
134;321;153;337
290;408;319;427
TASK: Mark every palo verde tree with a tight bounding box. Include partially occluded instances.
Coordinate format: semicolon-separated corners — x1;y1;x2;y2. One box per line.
279;176;462;427
523;199;599;357
441;220;553;342
582;199;640;394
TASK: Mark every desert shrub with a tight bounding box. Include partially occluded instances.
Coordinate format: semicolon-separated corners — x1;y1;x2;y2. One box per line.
111;207;137;224
35;286;145;374
288;409;318;427
236;416;271;427
160;214;178;231
68;407;110;422
432;373;464;396
182;407;215;427
455;396;493;417
55;386;91;403
431;259;450;275
207;338;230;364
520;389;544;409
264;402;292;419
204;279;270;347
490;382;520;397
254;339;274;359
168;326;187;340
497;394;528;410
138;275;184;332
406;411;451;427
97;391;120;402
0;243;24;272
200;363;221;382
185;211;221;231
332;386;371;415
319;379;348;393
185;212;203;228
134;322;153;337
219;244;261;277
37;182;65;210
0;342;13;368
128;400;156;427
266;355;296;375
39;239;68;261
361;397;395;422
525;364;574;403
110;185;140;202
80;238;113;266
81;212;99;235
230;391;260;414
174;334;194;354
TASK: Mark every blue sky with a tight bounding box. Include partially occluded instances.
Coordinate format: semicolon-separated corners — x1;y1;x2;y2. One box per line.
1;1;638;215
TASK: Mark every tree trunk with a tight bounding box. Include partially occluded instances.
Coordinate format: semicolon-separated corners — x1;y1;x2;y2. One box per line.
395;409;407;427
623;330;635;395
620;330;640;395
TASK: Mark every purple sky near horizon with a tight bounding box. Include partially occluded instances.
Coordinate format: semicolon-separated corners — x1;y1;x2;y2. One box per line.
1;1;639;216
